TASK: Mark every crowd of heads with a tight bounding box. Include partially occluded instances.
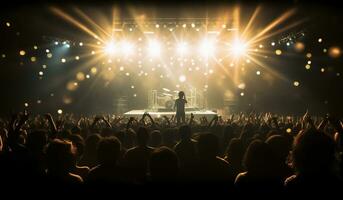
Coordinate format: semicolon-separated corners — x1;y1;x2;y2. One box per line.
0;111;342;196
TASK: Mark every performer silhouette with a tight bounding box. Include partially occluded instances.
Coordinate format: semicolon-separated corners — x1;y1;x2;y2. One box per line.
174;91;187;125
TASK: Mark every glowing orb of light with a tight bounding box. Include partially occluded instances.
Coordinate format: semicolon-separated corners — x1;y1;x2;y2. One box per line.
63;95;73;105
66;81;78;91
57;109;63;114
179;75;186;82
231;39;247;57
293;81;300;87
238;83;246;89
286;128;292;133
240;92;245;96
256;71;261;75
329;47;341;58
91;67;97;74
275;49;282;55
19;50;26;56
294;42;305;52
76;72;85;81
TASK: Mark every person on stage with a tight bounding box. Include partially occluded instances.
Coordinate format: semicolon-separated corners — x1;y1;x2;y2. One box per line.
174;91;187;125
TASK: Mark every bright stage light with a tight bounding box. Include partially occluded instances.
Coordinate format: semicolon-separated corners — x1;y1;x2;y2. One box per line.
199;38;215;57
104;41;116;55
179;75;186;82
176;42;188;56
148;40;161;57
231;39;247;57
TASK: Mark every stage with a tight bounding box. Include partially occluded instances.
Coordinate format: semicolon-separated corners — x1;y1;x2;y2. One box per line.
123;109;218;120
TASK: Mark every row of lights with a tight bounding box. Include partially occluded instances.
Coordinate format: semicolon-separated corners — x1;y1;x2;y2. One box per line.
104;39;248;58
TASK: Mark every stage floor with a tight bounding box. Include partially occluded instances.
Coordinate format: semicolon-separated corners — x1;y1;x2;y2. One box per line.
124;109;217;120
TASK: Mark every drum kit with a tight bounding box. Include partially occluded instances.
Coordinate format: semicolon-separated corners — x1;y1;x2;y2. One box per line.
148;87;204;111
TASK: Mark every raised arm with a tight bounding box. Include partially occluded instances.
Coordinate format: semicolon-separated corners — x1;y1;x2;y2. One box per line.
44;113;58;138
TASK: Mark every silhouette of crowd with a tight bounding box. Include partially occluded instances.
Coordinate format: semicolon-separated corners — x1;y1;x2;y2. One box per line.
0;111;342;197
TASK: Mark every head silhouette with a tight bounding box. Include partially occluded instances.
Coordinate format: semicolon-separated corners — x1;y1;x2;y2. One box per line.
179;125;191;141
150;130;162;147
178;91;185;99
26;130;48;153
96;136;121;165
243;139;273;175
149;146;179;181
225;138;244;166
46;139;76;174
84;134;102;154
266;135;291;162
197;133;219;158
136;127;149;147
292;129;336;175
68;134;85;158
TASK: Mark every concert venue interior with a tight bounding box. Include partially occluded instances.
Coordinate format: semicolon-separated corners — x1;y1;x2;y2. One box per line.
0;0;342;196
1;0;342;116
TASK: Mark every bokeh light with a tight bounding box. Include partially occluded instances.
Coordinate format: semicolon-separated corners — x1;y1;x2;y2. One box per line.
57;109;63;114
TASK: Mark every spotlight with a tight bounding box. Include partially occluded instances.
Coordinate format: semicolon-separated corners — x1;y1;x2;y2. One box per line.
179;75;186;82
231;39;247;57
148;40;161;57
